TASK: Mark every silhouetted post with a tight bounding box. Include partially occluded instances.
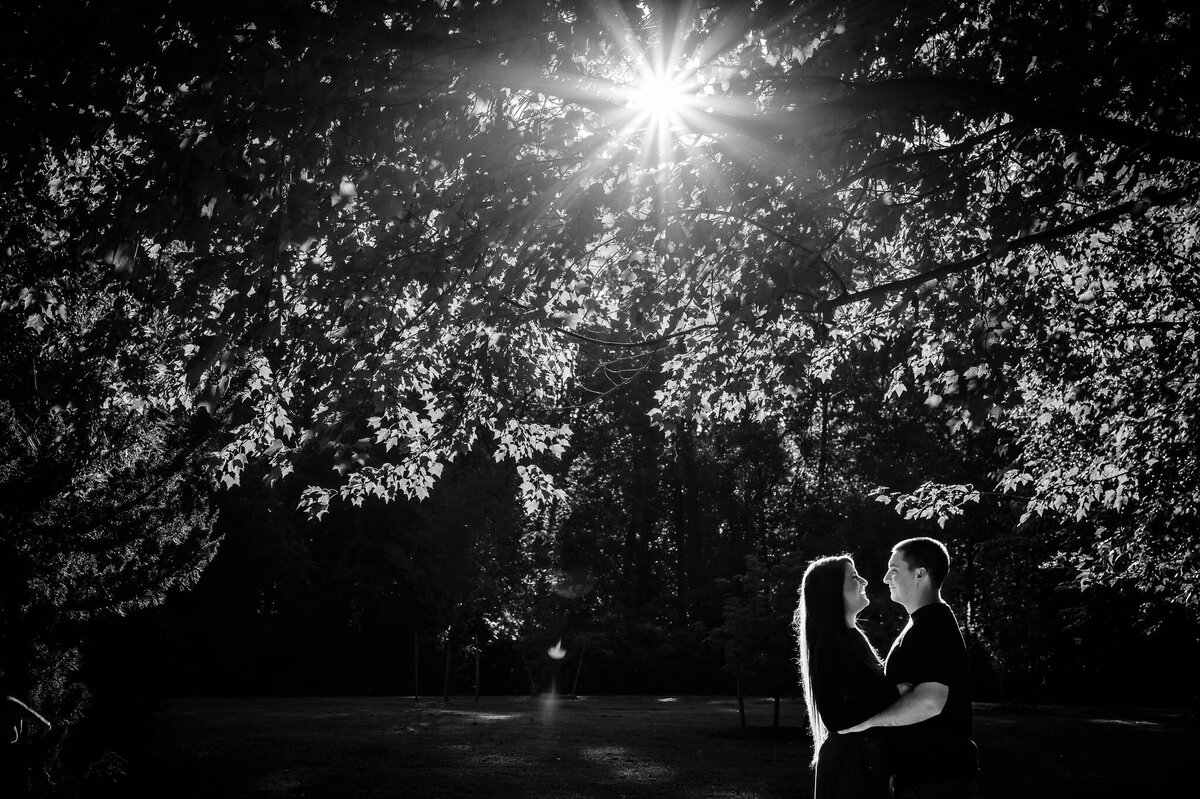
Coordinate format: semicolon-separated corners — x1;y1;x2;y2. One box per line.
413;631;419;702
474;633;481;704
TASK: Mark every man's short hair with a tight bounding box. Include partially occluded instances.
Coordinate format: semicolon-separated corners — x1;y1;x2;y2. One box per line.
893;537;951;589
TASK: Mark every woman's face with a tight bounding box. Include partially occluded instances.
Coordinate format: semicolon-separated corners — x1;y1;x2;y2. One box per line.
842;561;870;620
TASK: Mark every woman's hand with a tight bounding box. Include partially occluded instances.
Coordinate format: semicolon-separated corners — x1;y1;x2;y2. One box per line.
838;719;873;734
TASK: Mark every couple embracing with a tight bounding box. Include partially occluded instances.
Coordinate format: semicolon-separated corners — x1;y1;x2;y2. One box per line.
795;537;979;799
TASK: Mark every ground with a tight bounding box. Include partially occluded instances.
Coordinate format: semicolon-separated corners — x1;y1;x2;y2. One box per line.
127;696;1193;798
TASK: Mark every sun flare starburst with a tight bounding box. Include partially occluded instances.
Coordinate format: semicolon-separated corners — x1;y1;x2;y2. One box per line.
629;70;690;119
485;1;764;237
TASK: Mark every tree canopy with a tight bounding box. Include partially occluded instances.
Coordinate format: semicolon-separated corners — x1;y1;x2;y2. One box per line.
5;0;1199;618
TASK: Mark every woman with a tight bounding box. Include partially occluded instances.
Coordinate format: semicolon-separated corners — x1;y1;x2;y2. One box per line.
795;555;909;799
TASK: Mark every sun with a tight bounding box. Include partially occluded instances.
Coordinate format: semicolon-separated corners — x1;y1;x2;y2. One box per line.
622;63;701;158
630;70;689;119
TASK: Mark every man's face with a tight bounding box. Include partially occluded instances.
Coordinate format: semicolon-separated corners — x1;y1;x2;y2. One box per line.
883;550;920;608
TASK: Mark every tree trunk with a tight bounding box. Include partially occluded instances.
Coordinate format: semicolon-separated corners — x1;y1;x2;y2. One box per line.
671;426;697;623
474;632;481;704
525;664;539;696
735;664;746;729
570;644;586;696
624;425;659;611
442;622;453;703
413;631;420;702
818;389;829;492
772;694;781;761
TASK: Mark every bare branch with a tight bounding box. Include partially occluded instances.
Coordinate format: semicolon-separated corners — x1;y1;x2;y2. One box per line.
817;182;1200;312
819;76;1200;163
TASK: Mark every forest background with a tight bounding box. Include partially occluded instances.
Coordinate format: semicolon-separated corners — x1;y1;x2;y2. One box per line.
2;0;1199;793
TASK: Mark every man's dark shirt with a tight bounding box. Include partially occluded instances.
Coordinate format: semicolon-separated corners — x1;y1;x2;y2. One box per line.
884;601;978;788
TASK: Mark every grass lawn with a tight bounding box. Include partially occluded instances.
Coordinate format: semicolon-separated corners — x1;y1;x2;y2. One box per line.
129;695;1194;798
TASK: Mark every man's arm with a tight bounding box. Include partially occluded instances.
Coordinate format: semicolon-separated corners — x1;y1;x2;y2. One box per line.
837;681;948;734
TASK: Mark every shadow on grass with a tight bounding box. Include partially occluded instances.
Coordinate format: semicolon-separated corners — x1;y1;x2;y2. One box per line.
710;725;810;741
113;696;1194;799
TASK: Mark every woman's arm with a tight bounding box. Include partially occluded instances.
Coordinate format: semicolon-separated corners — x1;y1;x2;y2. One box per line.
838;681;948;734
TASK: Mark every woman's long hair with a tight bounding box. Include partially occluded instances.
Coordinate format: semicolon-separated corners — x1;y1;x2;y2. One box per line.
793;554;882;766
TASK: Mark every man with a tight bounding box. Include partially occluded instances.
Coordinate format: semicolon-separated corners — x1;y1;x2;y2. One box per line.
839;537;978;798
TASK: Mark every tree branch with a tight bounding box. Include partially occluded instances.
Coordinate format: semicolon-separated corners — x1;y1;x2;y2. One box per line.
814;76;1200;163
817;182;1200;312
826;122;1020;194
503;298;720;350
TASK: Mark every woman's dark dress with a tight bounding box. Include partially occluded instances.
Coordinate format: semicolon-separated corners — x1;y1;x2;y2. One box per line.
811;626;899;799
